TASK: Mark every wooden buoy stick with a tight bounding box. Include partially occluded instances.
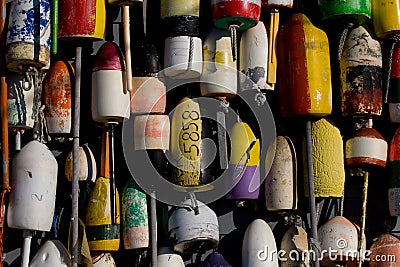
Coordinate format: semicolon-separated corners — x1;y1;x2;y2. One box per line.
150;191;157;267
123;6;132;92
358;171;369;267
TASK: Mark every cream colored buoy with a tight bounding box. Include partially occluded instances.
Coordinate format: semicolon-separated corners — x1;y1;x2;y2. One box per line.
30;240;71;267
280;226;309;267
134;115;170;151
131;77;166;114
242;219;278;267
200;27;237;97
158;247;185;267
168;199;219;254
265;136;297;211
164;36;203;79
303;119;345;198
64;144;97;182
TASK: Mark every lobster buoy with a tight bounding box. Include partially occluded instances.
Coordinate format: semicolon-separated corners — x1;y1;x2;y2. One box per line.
265;136;297;211
134;115;170;151
318;216;365;266
304;119;345;198
58;0;105;40
85;130;120;251
261;0;293;9
200;27;237;97
372;0;400;39
7;73;35;129
7;140;58;231
131;77;166;114
168;199;219;254
345;126;387;168
30;240;71;267
92;253;116;267
340;26;382;117
122;179;149;250
240;21;270;90
280;226;309;267
108;0;142;6
92;41;130;123
199;252;232;267
318;0;371;24
160;0;200;36
242;219;278;267
158;247;185;267
278;13;332;118
64;144;97;182
388;127;400;216
164;36;203;79
170;97;202;186
369;234;400;267
226;122;260;200
211;0;261;61
389;43;400;123
43;60;74;135
6;0;51;73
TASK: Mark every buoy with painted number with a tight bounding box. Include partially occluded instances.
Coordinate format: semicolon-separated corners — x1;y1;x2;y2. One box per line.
226;121;260;200
160;0;200;37
388;127;400;216
318;0;371;24
58;0;105;40
242;219;278;267
280;226;309;267
170;97;202;186
164;36;203;79
265;136;297;211
7;140;58;231
211;0;261;61
372;0;400;39
92;41;130;123
278;13;332;118
168;199;219;254
240;21;270;90
134;115;170;151
92;253;116;267
369;234;400;267
303;119;345;198
64;144;97;182
30;240;71;267
318;216;365;266
43;60;74;135
85;129;120;251
6;0;51;73
122;178;149;250
200;27;237;97
340;26;382;118
389;43;400;123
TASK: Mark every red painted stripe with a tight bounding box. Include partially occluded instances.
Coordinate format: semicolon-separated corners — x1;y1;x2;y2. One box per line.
391;43;400;78
211;1;261;22
93;42;124;71
345;157;386;168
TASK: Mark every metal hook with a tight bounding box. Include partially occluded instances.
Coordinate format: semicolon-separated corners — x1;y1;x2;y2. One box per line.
22;70;32;91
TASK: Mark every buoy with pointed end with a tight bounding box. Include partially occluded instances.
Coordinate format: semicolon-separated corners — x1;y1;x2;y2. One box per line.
211;0;261;61
318;0;371;24
122;179;149;250
242;219;278;267
303;119;345;198
64;144;97;182
265;136;297;211
389;43;400;123
280;226;309;267
226;122;260;200
372;0;400;39
168;199;219;254
160;0;200;37
388;127;400;216
134;115;170;151
30;240;71;267
170;97;202;186
164;36;203;79
240;21;270;91
6;0;51;73
92;41;130;123
200;27;237;97
369;234;400;267
318;216;365;266
92;253;116;267
278;13;332;118
340;26;382;118
58;0;105;40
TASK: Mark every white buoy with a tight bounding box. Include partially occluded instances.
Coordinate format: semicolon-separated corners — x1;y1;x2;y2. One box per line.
29;240;71;267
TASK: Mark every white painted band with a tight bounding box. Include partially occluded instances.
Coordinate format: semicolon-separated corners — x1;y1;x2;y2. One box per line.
345;137;387;161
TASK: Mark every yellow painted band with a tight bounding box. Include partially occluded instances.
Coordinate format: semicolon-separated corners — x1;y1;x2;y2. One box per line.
88;239;120;251
230;122;260;166
93;0;106;39
160;0;200;18
372;0;400;38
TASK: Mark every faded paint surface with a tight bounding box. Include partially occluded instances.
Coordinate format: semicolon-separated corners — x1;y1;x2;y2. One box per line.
278;13;332;118
58;0;105;39
340;26;382;117
130;77;166;114
372;0;400;38
303;119;345;198
261;0;293;9
369;234;400;267
280;226;308;267
134;115;170;150
160;0;200;18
